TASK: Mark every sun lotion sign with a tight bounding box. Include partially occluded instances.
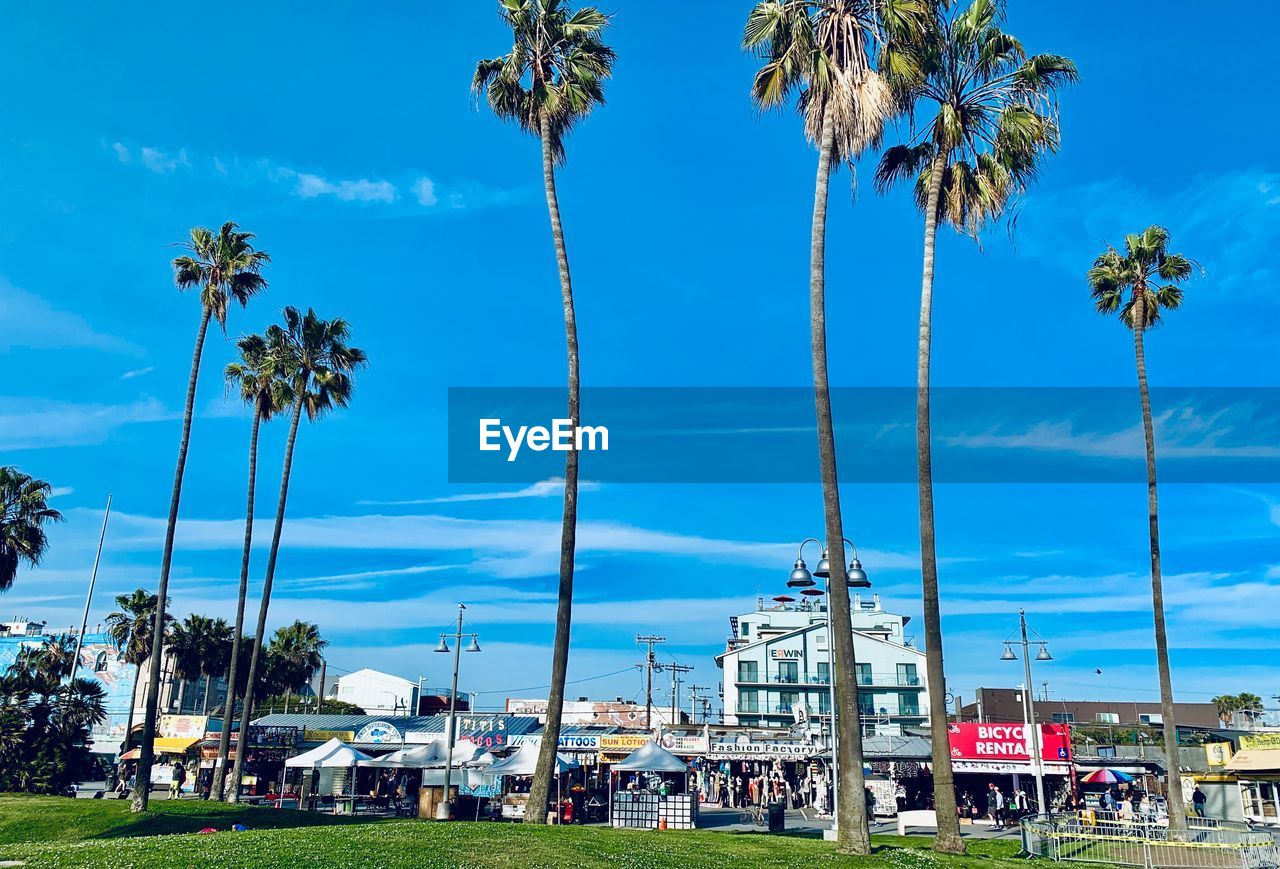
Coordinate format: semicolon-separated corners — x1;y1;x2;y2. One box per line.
947;722;1072;762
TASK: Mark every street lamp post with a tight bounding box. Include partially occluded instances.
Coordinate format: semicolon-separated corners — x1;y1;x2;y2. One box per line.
434;603;480;820
1001;609;1052;815
786;537;870;829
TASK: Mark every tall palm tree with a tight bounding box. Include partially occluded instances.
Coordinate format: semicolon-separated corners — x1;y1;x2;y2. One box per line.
227;307;365;802
200;618;233;716
0;467;63;592
1237;693;1264;727
743;0;921;854
875;0;1075;850
104;589;166;754
133;222;269;812
1088;224;1196;832
165;615;211;713
212;334;292;800
264;621;327;711
472;0;614;822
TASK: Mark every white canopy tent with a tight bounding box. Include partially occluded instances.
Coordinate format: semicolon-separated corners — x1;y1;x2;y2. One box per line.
283;738;375;813
612;741;689;773
485;741;579;776
285;737;374;769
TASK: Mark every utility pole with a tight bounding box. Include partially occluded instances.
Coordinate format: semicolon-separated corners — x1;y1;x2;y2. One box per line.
689;685;708;724
317;659;327;715
635;635;665;729
664;663;694;725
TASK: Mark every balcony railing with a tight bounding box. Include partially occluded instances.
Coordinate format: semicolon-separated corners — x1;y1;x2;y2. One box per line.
736;672;922;688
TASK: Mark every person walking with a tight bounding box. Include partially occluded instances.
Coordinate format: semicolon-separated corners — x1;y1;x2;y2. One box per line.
169;760;186;799
1192;786;1207;818
987;783;1005;829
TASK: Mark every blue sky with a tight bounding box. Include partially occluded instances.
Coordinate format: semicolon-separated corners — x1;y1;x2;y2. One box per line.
2;1;1279;716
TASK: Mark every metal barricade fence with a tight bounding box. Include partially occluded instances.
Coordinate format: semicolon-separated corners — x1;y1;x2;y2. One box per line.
1022;814;1280;869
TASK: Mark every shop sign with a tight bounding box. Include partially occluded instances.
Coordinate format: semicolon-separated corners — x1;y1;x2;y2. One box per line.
708;741;815;759
1205;742;1234;767
659;733;709;755
946;723;1071;762
600;734;652;752
354;721;403;745
769;649;802;660
246;725;300;749
1240;734;1280;751
952;760;1072;775
559;734;601;751
304;729;355;743
159;714;208;740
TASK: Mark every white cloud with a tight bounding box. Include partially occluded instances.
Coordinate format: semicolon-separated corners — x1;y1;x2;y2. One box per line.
1267;565;1280;579
112;142;188;173
0;278;141;355
412;177;439;207
290;171;396;203
119;366;154;380
0;397;173;451
47;487;75;498
359;478;601;506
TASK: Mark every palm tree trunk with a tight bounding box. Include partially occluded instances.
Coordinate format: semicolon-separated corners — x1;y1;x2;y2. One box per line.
132;305;212;813
1133;303;1187;833
525;113;580;826
916;153;965;855
201;676;211;717
228;392;304;804
810;111;870;857
123;663;142;752
214;408;261;801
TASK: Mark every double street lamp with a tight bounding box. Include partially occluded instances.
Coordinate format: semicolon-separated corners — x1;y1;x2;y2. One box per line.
1001;609;1053;816
434;603;481;820
783;537;870;827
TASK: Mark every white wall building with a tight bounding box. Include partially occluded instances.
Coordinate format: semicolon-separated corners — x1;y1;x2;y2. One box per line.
505;697;679;728
715;594;928;737
330;668;417;717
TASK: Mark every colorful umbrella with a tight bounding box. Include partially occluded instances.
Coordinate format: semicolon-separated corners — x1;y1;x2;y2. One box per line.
1081;768;1133;784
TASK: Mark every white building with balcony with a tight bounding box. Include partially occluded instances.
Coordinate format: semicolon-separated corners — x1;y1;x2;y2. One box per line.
714;594;928;737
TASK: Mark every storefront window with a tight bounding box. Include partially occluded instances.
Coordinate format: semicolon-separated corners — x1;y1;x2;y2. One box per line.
1240;781;1280;820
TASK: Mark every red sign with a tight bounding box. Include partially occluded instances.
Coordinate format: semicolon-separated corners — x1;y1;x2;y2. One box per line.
947;722;1071;762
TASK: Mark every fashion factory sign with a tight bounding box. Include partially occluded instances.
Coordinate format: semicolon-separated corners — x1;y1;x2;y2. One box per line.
946;723;1072;762
709;741;817;759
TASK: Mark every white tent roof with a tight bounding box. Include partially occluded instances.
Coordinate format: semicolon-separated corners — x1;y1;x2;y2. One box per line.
486;742;579;776
362;740;496;769
284;738;374;769
612;741;689;773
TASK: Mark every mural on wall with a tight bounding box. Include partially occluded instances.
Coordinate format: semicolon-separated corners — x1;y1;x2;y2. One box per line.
0;632;138;755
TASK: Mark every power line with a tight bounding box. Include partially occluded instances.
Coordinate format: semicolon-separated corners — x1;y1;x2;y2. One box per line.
472;666;637;696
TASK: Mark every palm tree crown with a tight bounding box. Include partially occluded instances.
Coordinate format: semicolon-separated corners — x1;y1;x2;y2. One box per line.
172;221;270;328
876;0;1077;235
264;307;368;420
472;0;616;164
225;333;294;420
1088;225;1195;328
265;621;327;695
744;0;924;165
105;590;166;667
0;467;63;592
167;615;214;688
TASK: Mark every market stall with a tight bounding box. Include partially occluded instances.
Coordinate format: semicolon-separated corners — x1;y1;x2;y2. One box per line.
611;741;695;830
284;737;373;813
486;742;580;822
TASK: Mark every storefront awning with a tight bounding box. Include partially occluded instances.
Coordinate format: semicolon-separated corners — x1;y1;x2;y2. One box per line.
154;737;200;754
1227;749;1280;773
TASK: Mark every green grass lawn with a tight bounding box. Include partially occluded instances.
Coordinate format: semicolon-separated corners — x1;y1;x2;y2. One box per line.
0;795;1031;868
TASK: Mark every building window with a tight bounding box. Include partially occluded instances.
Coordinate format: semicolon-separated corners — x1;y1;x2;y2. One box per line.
1139;713;1163;726
1095;712;1119;724
1052;712;1076;724
818;689;831;715
93;651;109;673
737;661;759;683
856;663;872;686
776;660;798;684
816;662;830;684
898;693;920;717
738;689;759;714
742;623;750;638
863;722;877;737
896;663;919;687
859;695;877;717
779;691;798;713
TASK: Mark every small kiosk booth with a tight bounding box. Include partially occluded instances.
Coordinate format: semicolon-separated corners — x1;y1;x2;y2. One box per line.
486;741;579;821
610;741;696;830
